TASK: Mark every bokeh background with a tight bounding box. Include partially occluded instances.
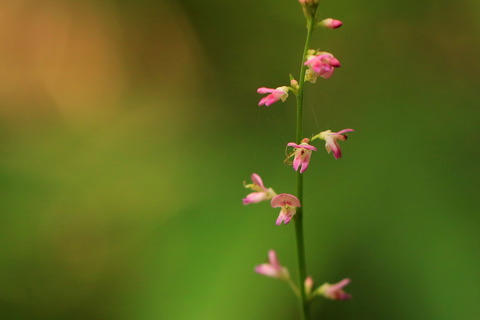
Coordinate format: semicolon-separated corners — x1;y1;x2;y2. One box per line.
1;0;479;319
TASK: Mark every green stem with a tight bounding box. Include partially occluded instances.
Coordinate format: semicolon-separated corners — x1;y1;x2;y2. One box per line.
294;13;317;320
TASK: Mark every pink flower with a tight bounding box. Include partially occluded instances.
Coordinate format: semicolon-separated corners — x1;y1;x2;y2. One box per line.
287;138;317;174
319;18;343;29
316;129;354;159
271;193;301;225
243;173;276;205
304;52;341;80
317;278;352;300
257;86;289;106
255;250;290;280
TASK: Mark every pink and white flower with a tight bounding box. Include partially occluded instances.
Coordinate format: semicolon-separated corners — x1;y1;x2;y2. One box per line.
243;173;276;205
304;52;341;81
287;138;317;174
255;250;290;280
271;193;301;225
316;129;354;159
257;86;289;107
317;278;352;300
319;18;343;29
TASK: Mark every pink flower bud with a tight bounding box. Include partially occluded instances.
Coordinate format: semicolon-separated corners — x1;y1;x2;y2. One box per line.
319;18;343;29
290;79;299;89
305;276;314;297
271;193;301;225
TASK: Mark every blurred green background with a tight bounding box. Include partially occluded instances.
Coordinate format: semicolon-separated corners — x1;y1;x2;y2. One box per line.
1;0;479;319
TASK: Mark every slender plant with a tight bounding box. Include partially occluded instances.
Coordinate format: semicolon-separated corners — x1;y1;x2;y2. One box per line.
243;1;354;319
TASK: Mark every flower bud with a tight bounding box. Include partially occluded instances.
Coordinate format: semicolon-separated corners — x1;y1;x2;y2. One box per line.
305;276;314;297
319;18;343;29
290;79;299;89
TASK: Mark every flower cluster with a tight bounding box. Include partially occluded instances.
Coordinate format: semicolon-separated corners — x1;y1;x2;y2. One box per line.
244;0;354;311
243;173;301;225
255;250;352;301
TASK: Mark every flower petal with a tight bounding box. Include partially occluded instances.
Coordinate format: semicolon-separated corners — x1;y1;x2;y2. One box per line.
287;142;301;148
292;151;302;172
271;193;301;208
335;128;354;135
268;250;280;268
251;173;265;190
257;87;275;94
243;192;268;205
299;150;312;174
255;264;279;277
326;137;342;159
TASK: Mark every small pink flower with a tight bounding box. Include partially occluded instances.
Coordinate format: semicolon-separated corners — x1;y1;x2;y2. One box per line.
317;278;352;300
255;250;290;280
319;18;343;29
317;129;354;159
287;138;317;174
257;86;289;107
304;52;341;80
271;193;301;225
243;173;276;205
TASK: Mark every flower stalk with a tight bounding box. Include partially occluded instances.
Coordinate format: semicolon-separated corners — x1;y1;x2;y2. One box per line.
245;1;353;318
294;10;318;320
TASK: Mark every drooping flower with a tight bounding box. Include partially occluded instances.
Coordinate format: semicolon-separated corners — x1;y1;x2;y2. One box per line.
304;52;341;81
315;129;354;159
243;173;276;205
316;278;352;300
319;18;343;29
287;138;317;174
255;250;290;280
257;86;289;107
271;193;301;225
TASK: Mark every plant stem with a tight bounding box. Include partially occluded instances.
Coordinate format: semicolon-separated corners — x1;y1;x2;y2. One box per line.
294;13;317;320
